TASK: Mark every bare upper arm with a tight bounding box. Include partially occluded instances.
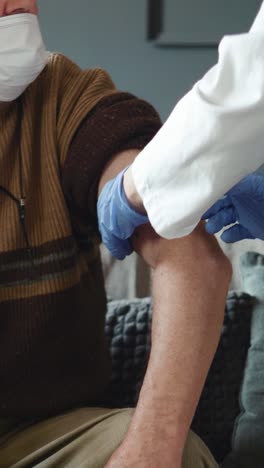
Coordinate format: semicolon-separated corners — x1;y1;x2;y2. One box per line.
97;149;140;196
132;220;231;280
97;150;227;273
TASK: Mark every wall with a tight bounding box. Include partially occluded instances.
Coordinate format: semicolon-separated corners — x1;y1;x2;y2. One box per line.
38;0;218;121
38;0;264;295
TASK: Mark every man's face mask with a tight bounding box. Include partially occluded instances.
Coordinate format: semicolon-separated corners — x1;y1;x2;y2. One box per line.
0;13;49;102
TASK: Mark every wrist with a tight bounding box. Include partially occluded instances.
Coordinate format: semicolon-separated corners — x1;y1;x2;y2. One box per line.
123;427;184;467
107;432;183;468
128;392;189;455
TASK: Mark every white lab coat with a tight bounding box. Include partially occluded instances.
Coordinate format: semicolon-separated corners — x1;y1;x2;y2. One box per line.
132;2;264;239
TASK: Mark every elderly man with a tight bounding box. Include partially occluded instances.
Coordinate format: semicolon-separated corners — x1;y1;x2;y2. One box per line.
0;1;231;467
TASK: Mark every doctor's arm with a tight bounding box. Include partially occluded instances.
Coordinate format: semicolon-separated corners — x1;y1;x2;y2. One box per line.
100;1;264;254
129;1;264;240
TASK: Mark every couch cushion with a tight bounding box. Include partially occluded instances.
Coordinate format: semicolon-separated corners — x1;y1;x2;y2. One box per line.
223;252;264;468
105;292;254;463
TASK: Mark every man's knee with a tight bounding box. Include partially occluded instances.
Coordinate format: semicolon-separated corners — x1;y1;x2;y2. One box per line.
182;431;218;468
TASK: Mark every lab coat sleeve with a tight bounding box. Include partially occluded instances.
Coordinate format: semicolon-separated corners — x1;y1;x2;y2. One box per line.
131;1;264;239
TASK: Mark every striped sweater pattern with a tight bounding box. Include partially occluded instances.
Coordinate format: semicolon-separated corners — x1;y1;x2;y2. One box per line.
0;54;116;418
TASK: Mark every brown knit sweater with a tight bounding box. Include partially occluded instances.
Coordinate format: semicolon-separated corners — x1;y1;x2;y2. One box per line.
0;53;161;418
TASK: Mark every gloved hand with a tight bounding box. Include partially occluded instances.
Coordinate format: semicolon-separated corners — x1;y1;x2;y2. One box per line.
203;173;264;243
97;166;149;259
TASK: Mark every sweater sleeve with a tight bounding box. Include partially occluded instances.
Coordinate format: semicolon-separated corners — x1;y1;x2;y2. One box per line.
62;92;161;238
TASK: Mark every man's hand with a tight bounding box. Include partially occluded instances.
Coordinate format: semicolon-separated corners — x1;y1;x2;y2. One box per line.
203;172;264;243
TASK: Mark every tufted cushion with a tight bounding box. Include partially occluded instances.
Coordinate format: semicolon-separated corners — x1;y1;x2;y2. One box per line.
192;291;253;463
104;298;152;408
104;292;254;463
223;252;264;468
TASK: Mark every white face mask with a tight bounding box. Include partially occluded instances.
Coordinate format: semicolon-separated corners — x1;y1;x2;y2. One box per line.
0;13;49;102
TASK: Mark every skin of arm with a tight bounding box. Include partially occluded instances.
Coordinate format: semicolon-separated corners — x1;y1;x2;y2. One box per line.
99;150;232;468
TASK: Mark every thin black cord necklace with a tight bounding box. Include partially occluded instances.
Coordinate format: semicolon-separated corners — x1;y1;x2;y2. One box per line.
0;99;35;271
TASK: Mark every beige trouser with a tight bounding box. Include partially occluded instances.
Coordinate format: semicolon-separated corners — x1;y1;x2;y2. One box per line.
0;408;218;468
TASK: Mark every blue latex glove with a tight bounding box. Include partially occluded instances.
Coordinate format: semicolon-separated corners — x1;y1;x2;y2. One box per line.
97;167;149;260
203;173;264;243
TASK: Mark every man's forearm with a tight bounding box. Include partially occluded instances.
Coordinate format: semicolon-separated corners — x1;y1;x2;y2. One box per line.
124;225;232;464
130;264;225;454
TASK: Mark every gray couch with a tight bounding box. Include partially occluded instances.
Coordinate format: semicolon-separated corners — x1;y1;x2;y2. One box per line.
104;252;264;468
